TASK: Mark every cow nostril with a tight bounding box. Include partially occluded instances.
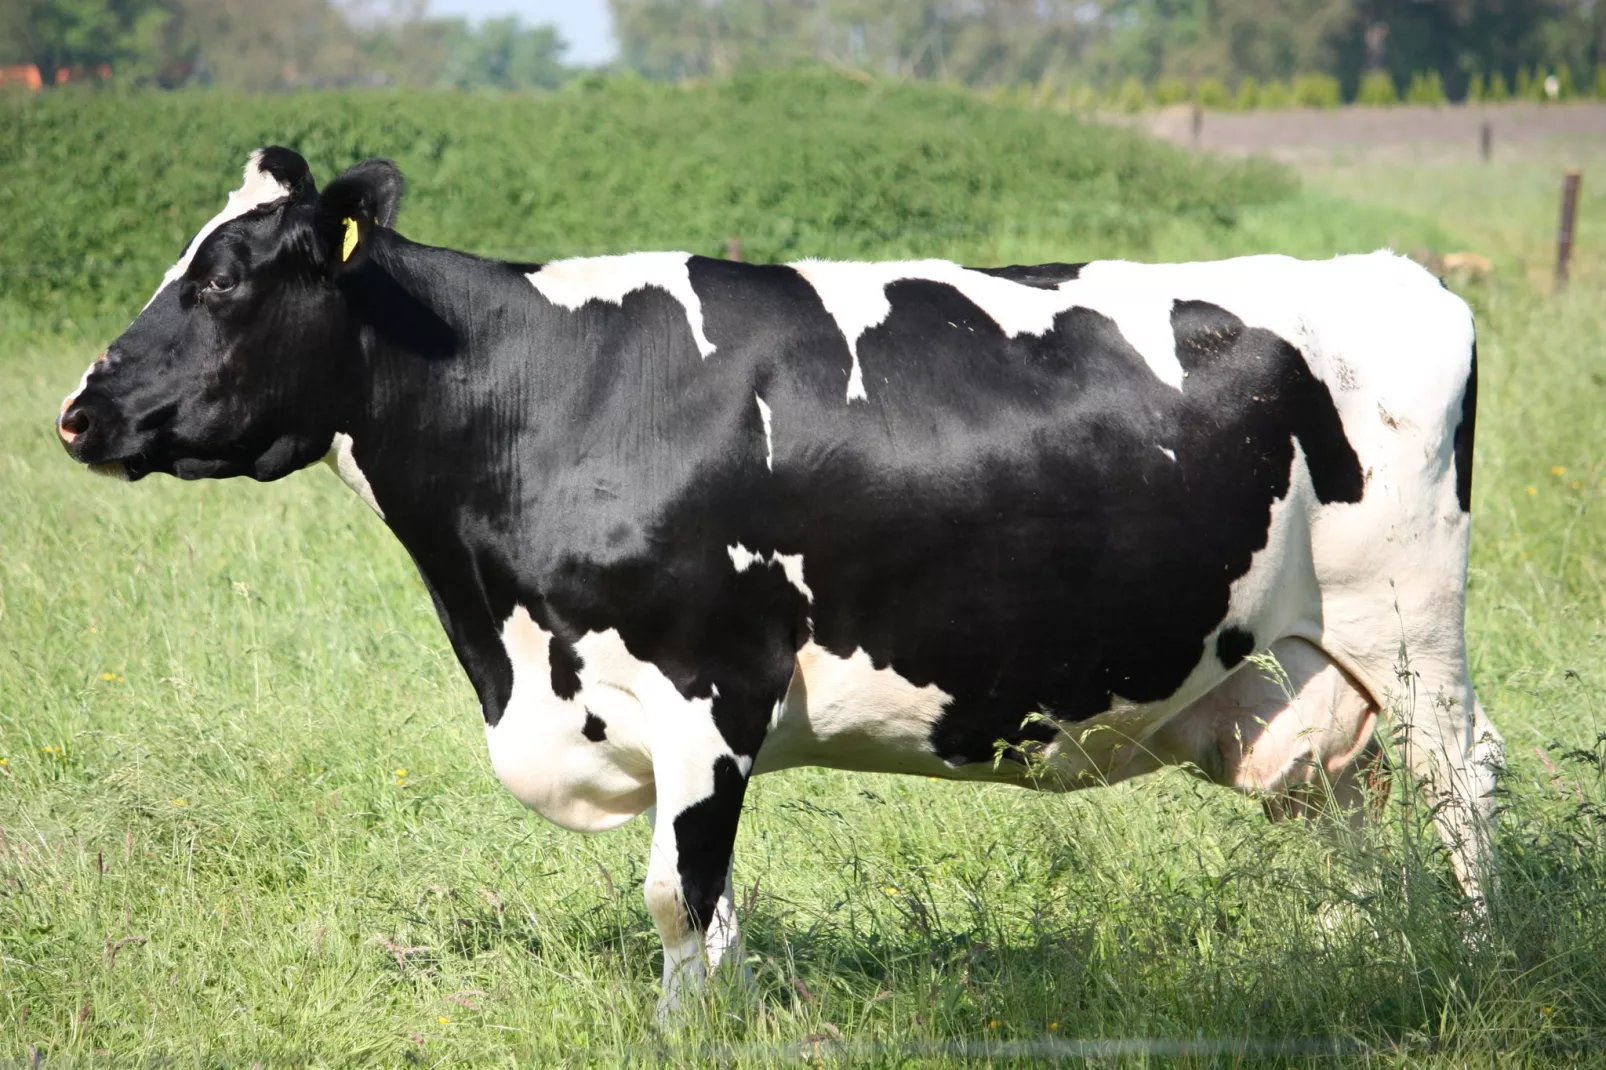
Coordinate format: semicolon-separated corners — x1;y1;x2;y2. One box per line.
59;406;91;444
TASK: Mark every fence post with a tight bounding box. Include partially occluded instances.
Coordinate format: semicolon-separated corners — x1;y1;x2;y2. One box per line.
1555;170;1581;293
726;236;743;263
1479;121;1491;162
1190;102;1203;147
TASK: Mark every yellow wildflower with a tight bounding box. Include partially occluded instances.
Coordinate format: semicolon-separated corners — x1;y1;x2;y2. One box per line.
1541;1005;1555;1016
101;672;116;681
1551;466;1566;476
987;1019;999;1029
172;798;186;807
1526;486;1537;496
1048;1022;1059;1032
437;1015;451;1025
394;768;408;777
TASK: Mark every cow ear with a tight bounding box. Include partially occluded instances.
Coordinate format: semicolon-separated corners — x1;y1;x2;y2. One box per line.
251;146;317;204
315;158;405;272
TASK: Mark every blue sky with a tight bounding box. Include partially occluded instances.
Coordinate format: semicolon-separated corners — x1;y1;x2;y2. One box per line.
427;0;618;66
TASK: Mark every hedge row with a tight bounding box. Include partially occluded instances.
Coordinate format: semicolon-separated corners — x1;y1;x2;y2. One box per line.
1044;64;1606;113
1;70;1297;339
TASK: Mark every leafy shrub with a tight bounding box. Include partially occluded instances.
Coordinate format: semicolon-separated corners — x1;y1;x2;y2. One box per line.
1356;70;1398;105
1597;66;1606;99
1486;70;1511;101
1554;64;1576;99
1291;72;1342;108
1405;71;1447;105
1516;67;1538;99
1233;75;1258;110
1195;76;1232;109
1113;76;1149;112
1153;75;1191;106
1464;73;1484;102
0;71;1297;339
1257;79;1292;108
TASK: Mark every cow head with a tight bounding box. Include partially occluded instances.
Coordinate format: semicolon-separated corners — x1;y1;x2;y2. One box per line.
57;147;404;481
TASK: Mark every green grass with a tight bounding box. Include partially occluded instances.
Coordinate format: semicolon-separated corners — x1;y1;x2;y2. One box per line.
2;85;1605;1066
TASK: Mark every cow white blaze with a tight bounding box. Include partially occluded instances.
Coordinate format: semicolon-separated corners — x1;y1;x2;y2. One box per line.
525;252;716;358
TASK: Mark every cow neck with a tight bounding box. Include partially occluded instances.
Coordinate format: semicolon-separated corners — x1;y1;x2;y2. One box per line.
335;234;570;723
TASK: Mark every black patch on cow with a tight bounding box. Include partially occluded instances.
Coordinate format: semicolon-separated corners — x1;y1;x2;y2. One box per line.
581;710;607;742
671;756;748;932
1216;626;1255;669
971;263;1086;289
1170;301;1364;506
549;635;583;700
1453;342;1477;513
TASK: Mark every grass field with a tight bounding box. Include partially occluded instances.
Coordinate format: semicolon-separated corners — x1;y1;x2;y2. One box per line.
2;85;1605;1066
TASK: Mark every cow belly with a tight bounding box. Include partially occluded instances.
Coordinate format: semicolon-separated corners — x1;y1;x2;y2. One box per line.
1105;637;1378;793
756;636;1376;798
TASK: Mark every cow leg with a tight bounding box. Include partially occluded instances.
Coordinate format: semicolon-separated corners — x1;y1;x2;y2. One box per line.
643;691;768;1018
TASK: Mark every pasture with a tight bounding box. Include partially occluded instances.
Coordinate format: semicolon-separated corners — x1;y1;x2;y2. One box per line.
2;78;1604;1066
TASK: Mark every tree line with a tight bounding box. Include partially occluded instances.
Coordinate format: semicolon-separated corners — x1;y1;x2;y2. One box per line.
4;0;1603;101
0;0;568;90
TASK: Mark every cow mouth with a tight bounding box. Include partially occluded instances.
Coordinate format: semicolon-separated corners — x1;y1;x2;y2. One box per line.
88;458;146;481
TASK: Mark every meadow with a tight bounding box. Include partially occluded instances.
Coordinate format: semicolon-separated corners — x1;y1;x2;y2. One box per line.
1;76;1603;1066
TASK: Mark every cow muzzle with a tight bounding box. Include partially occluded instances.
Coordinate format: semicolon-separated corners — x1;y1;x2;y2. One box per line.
58;354;136;479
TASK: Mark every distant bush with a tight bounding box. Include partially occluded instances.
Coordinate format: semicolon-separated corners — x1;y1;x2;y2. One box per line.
1257;79;1292;108
1356;70;1398;105
1486;71;1511;101
1291;73;1342;108
0;71;1298;338
1405;71;1447;105
1153;75;1191;106
1195;76;1232;109
1464;73;1484;102
1516;67;1539;99
1554;64;1576;99
1113;76;1149;112
1232;75;1258;110
1597;67;1606;99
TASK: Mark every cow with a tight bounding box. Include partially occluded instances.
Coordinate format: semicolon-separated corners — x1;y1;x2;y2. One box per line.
57;148;1503;1013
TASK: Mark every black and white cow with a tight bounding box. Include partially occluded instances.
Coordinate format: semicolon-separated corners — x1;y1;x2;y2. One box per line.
58;149;1503;1010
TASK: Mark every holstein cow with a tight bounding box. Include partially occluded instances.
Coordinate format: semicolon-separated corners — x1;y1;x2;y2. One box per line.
59;149;1502;1011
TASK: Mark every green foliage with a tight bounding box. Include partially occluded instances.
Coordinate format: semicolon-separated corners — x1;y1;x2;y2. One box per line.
1465;72;1485;102
2;0;172;82
1554;64;1576;99
1112;75;1149;112
1597;66;1606;99
1232;74;1258;110
1486;70;1511;101
436;18;569;90
0;72;1297;340
1256;78;1292;108
1405;70;1448;105
1152;74;1190;106
1291;72;1341;108
1356;69;1399;106
1195;75;1232;109
1516;66;1536;99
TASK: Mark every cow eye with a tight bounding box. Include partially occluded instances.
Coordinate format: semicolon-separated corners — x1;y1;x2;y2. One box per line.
205;275;237;293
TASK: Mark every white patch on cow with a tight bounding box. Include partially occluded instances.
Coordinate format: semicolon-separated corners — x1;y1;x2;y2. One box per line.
526;252;716;358
727;542;812;602
486;606;665;832
754;644;957;776
754;393;774;471
790;257;1195;398
323;432;384;518
143;149;295;312
1157;445;1176;462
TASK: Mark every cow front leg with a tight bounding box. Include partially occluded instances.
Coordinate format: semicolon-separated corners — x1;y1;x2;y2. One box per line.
644;743;756;1017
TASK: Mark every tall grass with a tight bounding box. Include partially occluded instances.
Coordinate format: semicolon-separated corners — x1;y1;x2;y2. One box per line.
0;85;1602;1066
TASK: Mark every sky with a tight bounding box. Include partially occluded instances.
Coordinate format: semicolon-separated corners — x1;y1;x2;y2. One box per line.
426;0;619;66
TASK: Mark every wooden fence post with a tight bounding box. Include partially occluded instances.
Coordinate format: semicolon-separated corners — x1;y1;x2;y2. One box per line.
1555;170;1581;293
1190;102;1203;148
1479;121;1491;162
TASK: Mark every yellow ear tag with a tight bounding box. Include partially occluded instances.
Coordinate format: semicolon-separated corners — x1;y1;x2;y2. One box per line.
340;217;360;262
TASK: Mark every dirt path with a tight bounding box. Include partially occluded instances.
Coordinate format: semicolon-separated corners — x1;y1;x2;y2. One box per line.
1130;101;1606;161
